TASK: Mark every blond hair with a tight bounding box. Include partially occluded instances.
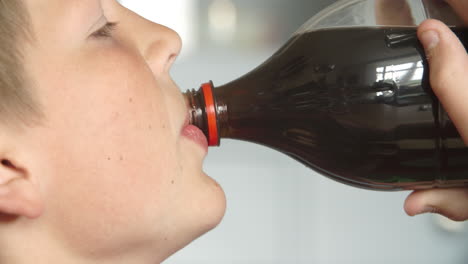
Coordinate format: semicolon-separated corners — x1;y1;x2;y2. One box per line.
0;0;41;127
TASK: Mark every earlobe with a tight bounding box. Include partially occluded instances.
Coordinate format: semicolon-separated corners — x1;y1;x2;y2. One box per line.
0;158;43;219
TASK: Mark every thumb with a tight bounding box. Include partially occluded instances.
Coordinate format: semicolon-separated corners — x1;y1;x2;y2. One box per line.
418;19;468;142
404;188;468;221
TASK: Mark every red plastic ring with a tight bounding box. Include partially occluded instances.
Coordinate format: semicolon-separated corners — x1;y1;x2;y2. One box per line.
201;82;219;146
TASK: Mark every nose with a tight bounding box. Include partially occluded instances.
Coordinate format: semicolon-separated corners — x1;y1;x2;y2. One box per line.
143;25;182;74
115;3;183;74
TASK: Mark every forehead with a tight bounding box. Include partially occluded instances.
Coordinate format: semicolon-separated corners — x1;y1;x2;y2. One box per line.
25;0;102;22
25;0;101;10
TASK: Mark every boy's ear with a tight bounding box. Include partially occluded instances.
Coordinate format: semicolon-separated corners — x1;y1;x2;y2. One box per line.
0;157;43;219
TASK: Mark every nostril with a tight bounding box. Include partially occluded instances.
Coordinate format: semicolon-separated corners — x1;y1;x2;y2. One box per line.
165;53;178;71
144;39;181;72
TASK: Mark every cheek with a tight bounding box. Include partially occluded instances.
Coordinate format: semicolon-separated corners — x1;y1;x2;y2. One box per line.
38;92;182;252
33;48;184;248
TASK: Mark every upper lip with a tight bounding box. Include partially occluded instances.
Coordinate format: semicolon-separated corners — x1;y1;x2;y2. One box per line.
182;91;191;129
181;112;190;133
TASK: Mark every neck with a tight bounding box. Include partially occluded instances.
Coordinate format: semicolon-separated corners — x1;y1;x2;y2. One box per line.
0;219;171;264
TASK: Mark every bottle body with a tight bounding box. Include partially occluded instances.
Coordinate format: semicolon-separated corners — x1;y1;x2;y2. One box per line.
186;26;468;191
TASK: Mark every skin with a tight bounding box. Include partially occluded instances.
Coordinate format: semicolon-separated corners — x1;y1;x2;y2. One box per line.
0;0;226;263
376;0;468;221
375;0;468;221
0;0;465;263
405;0;468;222
375;0;415;25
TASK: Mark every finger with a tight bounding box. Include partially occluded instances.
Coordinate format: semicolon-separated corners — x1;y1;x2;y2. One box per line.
404;188;468;221
424;0;465;25
375;0;414;25
445;0;468;24
418;19;468;142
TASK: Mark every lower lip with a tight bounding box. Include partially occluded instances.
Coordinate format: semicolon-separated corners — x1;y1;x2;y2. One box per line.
182;125;209;152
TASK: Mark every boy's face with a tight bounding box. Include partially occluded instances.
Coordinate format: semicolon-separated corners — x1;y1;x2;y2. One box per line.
20;0;225;260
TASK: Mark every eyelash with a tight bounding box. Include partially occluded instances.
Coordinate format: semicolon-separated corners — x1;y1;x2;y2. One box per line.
91;22;118;38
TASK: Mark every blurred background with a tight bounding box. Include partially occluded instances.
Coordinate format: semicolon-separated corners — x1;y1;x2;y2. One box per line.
120;1;468;263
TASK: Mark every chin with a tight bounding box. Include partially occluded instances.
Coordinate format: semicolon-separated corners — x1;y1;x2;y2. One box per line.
196;173;227;235
153;173;226;263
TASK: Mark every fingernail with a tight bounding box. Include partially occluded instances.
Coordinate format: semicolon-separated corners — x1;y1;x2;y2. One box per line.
420;30;440;51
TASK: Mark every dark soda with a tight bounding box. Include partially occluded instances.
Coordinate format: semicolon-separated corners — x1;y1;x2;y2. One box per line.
185;27;468;190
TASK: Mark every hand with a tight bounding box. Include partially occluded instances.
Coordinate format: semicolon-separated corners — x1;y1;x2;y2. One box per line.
374;0;414;25
405;1;468;221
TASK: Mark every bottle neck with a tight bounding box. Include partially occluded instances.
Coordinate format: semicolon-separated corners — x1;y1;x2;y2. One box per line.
184;81;226;147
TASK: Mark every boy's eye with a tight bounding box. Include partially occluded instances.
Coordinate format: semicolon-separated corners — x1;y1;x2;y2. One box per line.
91;22;118;38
